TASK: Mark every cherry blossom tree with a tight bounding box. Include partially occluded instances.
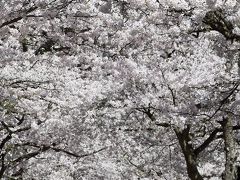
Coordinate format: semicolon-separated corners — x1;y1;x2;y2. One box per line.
1;0;240;179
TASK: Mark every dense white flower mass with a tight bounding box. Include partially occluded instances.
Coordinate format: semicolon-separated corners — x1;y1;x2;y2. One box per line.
0;0;240;179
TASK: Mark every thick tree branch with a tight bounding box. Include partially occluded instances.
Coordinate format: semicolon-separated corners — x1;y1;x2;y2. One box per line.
0;134;12;150
0;153;6;179
200;8;240;41
194;128;221;156
0;6;38;29
194;125;240;156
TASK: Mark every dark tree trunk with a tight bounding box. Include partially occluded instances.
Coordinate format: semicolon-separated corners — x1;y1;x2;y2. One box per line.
222;116;237;180
174;126;203;180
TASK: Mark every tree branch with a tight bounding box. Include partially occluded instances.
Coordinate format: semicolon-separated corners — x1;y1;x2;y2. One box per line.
15;142;107;159
0;6;38;29
194;128;221;156
207;82;239;121
0;153;6;179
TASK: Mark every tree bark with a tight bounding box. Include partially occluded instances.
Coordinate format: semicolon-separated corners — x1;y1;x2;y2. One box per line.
222;116;237;180
174;126;203;180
